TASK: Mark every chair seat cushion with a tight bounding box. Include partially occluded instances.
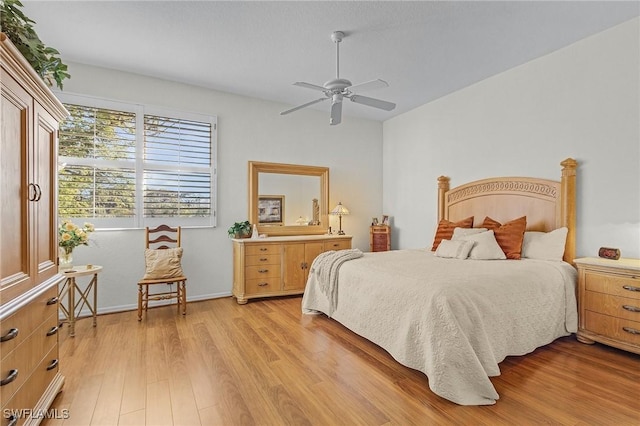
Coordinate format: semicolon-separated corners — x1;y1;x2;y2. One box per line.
143;247;184;280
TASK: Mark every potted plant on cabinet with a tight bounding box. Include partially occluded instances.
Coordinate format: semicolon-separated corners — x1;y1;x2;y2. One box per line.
228;221;252;239
0;0;70;88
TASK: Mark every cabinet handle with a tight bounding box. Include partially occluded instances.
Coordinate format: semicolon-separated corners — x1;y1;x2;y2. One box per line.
259;248;268;251
7;414;18;426
47;297;59;305
258;282;269;287
259;258;268;261
0;369;18;386
28;183;37;201
300;262;306;269
46;359;59;371
332;243;340;247
258;269;268;273
0;328;19;342
34;183;42;201
622;327;640;335
622;305;640;313
47;325;59;336
623;285;640;292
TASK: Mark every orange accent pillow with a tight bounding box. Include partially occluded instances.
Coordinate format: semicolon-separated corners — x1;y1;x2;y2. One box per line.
431;216;474;251
482;216;527;259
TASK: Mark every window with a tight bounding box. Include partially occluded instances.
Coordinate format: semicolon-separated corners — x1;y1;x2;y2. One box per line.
57;94;217;229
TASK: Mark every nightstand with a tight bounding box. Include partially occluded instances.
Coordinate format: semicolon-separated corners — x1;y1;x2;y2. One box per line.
370;225;391;252
575;257;640;354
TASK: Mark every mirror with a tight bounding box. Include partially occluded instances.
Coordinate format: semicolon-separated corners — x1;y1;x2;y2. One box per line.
249;161;329;236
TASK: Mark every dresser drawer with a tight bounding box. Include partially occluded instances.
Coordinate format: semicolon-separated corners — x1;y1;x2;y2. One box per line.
585;271;640;300
245;264;281;280
245;254;281;266
584;291;640;322
324;240;351;251
0;286;57;356
584;311;640;346
1;345;59;426
245;245;280;256
246;278;281;294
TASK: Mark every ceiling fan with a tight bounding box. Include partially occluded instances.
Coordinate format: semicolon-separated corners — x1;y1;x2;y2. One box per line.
280;31;396;125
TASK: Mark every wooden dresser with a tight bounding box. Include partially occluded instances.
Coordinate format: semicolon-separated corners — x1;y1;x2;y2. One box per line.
575;257;640;355
370;225;391;252
232;235;352;304
1;33;68;425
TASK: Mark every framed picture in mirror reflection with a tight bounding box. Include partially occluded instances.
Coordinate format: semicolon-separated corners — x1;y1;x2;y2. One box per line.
258;195;285;225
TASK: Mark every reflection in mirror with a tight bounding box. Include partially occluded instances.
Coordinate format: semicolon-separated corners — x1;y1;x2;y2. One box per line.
249;161;329;236
259;174;320;226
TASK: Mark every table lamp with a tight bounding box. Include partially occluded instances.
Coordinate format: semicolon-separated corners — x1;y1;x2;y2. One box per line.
330;202;350;235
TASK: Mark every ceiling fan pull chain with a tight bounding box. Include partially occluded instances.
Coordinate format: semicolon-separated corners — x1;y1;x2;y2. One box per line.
336;37;340;79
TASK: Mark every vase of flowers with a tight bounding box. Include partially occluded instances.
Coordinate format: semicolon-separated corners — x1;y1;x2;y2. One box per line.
58;220;94;269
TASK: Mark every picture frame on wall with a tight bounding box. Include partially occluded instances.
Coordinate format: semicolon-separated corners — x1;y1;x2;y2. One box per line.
258;195;285;225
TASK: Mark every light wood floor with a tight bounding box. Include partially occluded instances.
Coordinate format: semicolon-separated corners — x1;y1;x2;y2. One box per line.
43;296;640;426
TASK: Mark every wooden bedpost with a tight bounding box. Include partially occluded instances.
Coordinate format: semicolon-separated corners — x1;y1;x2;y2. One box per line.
437;176;450;222
560;158;578;264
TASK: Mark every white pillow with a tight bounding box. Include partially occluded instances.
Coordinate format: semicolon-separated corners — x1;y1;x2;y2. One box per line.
434;239;476;259
452;227;488;240
457;230;507;260
521;227;568;261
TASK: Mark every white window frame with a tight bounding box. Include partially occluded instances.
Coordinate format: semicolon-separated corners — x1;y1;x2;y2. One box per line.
57;92;217;229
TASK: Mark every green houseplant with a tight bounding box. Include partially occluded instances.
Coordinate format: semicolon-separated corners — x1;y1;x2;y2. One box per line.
1;0;70;89
228;221;252;239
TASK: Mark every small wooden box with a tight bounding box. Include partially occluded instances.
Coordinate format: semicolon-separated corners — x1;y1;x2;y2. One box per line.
370;225;391;252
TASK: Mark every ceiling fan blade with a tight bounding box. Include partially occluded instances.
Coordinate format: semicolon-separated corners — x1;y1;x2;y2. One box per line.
293;82;327;92
349;94;396;111
348;79;389;93
330;101;342;126
280;97;328;115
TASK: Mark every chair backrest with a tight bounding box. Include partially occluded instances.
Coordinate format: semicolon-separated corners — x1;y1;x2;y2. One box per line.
146;224;181;249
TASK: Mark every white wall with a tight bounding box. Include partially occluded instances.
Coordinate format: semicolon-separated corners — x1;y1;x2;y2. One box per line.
383;18;640;258
58;64;382;313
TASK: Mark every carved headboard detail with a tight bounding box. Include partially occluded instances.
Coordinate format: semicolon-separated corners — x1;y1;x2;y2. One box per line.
437;158;577;263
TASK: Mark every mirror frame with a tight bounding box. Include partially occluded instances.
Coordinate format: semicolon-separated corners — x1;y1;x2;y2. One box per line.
249;161;329;236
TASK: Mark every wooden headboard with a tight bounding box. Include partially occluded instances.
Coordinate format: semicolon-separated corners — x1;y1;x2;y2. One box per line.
437;158;577;263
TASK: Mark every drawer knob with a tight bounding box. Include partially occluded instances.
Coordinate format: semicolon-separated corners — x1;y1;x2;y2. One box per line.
46;359;59;371
47;325;60;336
259;248;268;251
47;296;59;305
260;258;268;261
622;327;640;335
258;269;269;273
0;328;19;342
258;282;269;287
0;369;18;386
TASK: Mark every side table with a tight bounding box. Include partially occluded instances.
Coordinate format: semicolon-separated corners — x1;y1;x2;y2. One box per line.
59;265;102;337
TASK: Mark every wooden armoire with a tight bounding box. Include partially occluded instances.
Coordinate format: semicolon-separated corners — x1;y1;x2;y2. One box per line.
1;33;68;425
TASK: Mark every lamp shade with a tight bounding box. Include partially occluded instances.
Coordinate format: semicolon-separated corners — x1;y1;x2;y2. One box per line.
330;202;350;216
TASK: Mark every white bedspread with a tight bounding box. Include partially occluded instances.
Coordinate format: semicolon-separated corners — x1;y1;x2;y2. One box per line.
301;249;577;406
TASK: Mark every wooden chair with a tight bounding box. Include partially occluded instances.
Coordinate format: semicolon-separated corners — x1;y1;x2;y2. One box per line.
137;224;187;321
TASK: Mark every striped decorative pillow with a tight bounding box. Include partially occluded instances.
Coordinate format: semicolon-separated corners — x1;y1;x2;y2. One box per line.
431;216;474;251
482;216;527;259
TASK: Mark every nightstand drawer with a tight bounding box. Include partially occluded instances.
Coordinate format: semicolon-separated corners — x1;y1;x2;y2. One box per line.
585;271;640;300
584;311;640;346
585;291;640;322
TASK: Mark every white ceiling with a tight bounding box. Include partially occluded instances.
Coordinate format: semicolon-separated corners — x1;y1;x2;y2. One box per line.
22;1;640;122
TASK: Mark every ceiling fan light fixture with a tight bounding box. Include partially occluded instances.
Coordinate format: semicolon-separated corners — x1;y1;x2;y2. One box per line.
280;30;395;125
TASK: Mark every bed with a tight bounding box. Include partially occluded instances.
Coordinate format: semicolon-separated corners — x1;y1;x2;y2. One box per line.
301;158;579;406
